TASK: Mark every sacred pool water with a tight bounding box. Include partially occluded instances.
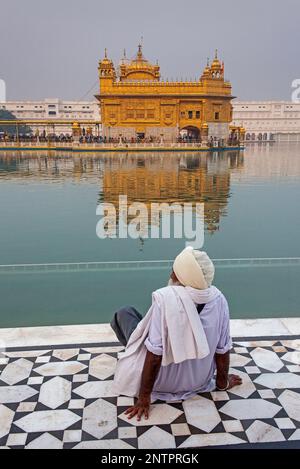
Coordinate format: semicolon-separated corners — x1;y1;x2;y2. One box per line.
0;143;299;327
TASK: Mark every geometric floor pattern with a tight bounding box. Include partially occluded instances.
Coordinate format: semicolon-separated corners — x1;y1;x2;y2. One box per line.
1;336;300;449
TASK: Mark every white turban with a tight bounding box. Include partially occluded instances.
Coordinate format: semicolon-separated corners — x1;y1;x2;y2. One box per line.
173;246;215;290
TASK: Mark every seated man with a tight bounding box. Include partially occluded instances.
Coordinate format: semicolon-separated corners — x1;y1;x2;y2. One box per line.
111;246;242;421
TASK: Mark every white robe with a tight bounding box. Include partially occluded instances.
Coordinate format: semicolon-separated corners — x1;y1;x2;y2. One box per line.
112;285;220;397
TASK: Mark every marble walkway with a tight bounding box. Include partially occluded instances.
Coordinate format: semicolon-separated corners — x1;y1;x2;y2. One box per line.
0;318;300;449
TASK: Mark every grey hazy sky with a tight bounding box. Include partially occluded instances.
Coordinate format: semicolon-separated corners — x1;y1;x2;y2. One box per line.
1;0;299;101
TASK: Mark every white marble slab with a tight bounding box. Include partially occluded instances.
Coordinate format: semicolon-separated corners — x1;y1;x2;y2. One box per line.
178;433;245;448
170;423;191;436
73;380;117;399
182;396;221;433
34;361;87;377
77;353;91;361
6;433;27;447
83;346;124;353
281;340;300;351
254;373;300;389
211;391;229;401
281;351;300;365
234;347;248;354
17;402;37;413
4;350;50;358
0;323;117;348
89;354;117;380
138;426;176;449
117;396;134;406
63;430;82;443
82;399;117;439
223;420;244;433
15;410;81;433
289;430;300;441
275;418;296;429
25;433;63;449
220;399;281;420
0;385;38;404
0;358;33;385
235;341;276;347
281;318;300;335
250;347;284;372
39;377;72;409
119;403;182;427
286;365;300;372
74;440;134;449
27;377;44;385
1;318;300;349
244;366;261;374
68;399;85;409
52;349;79;361
0;405;14;439
246;420;285;443
118;426;137;439
258;389;276;399
35;356;50;363
230;318;299;338
230;354;251;367
72;374;89;383
278;390;300;422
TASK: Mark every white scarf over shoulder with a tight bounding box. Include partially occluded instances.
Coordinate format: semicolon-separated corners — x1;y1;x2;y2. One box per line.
112;285;220;397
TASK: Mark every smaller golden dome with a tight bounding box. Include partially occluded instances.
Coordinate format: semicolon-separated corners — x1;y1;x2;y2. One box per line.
100;48;113;65
201;58;211;80
202;122;208;129
210;49;222;70
211;60;221;70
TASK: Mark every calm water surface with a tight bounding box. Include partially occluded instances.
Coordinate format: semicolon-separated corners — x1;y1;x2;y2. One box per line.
0;143;299;326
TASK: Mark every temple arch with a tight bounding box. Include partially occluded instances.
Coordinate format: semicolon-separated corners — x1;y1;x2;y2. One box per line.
179;126;201;141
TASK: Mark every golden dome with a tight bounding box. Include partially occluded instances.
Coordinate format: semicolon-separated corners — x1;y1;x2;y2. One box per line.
201;58;211;79
210;49;222;70
119;44;160;81
100;48;114;66
129;44;153;67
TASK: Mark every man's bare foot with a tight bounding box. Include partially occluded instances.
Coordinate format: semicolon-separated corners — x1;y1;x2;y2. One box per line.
227;374;242;389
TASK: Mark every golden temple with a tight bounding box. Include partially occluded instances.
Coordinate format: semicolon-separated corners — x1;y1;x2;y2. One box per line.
96;45;235;143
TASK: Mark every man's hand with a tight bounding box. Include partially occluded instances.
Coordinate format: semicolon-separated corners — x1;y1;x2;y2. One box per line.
125;350;161;421
125;396;151;421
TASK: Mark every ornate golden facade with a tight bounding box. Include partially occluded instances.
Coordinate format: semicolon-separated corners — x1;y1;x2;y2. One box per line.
96;45;234;142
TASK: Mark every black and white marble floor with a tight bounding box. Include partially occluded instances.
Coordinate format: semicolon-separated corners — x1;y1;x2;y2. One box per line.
0;320;300;449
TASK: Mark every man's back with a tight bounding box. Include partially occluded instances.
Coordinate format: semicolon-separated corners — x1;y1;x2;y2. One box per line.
144;290;232;401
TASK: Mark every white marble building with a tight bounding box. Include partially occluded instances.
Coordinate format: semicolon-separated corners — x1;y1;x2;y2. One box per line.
0;98;101;135
0;79;6;102
2;98;300;142
232;101;300;142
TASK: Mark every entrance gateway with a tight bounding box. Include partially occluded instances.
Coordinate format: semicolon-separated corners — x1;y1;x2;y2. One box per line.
180;125;201;141
136;127;145;140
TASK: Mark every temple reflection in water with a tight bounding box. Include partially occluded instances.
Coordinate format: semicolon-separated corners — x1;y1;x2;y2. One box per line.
0;150;244;233
100;151;244;233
